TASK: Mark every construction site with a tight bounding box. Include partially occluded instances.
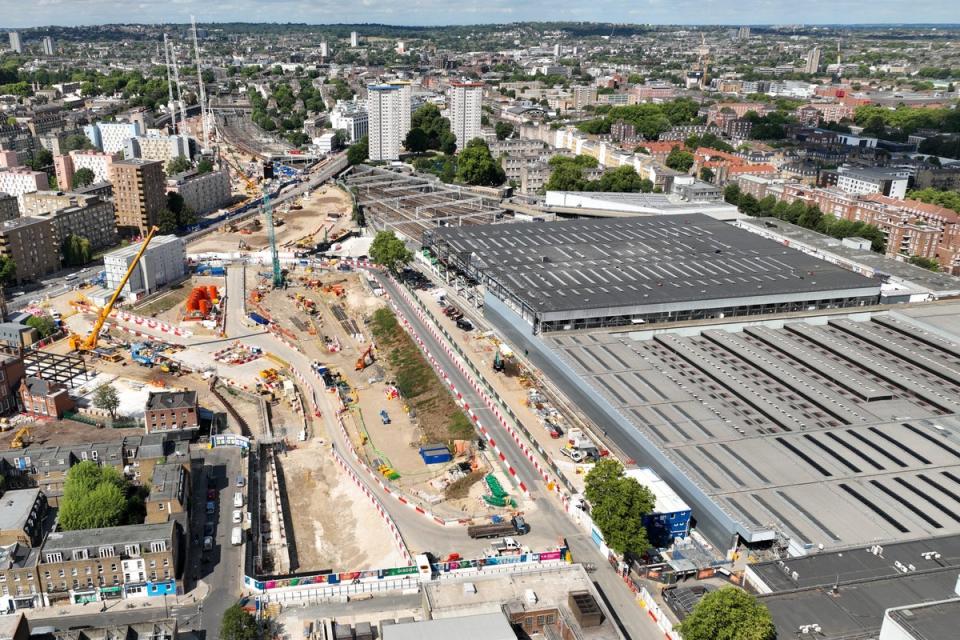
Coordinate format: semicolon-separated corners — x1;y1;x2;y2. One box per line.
342;165;506;242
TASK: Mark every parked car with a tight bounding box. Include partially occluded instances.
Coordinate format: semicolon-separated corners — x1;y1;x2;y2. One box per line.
203;536;214;551
456;317;474;331
380;409;391;424
206;489;217;501
203;522;215;537
205;501;216;514
560;448;586;463
546;423;562;439
232;509;242;524
235;475;245;488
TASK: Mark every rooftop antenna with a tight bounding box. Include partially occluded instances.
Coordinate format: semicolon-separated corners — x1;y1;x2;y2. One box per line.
169;40;188;139
191;16;210;152
163;34;177;135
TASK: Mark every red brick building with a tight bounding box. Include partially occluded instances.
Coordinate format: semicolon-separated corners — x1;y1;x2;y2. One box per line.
19;377;74;419
144;391;199;433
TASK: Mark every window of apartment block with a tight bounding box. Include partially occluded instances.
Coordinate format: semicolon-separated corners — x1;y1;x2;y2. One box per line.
124;544;140;557
150;541;166;553
45;553;62;563
99;547;115;558
72;549;88;561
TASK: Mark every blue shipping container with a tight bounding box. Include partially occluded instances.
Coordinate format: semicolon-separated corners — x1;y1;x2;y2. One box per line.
248;312;270;326
418;445;452;465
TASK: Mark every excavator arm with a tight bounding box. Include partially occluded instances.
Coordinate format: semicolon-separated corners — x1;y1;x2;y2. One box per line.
70;226;161;352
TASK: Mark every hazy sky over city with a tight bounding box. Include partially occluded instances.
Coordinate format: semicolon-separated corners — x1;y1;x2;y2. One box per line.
1;0;957;29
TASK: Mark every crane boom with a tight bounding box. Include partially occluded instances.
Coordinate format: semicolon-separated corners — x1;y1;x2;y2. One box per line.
70;226;161;352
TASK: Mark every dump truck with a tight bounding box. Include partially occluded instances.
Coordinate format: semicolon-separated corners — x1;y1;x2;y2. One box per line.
467;516;529;539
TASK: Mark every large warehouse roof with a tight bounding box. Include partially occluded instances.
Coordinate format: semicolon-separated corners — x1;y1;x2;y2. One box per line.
535;305;960;553
429;215;879;323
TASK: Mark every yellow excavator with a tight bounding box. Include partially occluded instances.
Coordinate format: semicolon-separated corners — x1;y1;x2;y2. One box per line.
11;427;31;449
69;226;160;353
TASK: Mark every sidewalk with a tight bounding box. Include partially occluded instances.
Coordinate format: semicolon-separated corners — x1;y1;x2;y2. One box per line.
22;580;210;620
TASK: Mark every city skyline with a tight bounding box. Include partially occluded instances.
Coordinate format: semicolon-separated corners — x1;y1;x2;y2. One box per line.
1;0;958;29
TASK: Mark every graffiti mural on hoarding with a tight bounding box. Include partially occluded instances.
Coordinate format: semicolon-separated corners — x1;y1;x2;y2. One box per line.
245;547;568;592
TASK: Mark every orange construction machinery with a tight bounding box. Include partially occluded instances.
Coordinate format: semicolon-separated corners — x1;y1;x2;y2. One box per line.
355;345;375;371
184;285;219;320
69;226;160;353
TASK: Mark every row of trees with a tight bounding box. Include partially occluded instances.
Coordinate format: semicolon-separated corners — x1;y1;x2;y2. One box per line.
545;155;654;193
724;184;886;252
855;104;960;137
158;192;197;234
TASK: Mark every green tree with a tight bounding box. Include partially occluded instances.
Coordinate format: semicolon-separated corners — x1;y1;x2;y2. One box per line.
584;460;655;556
676;588;775;640
61;234;92;266
411;104;454;151
455;138;505;186
71;167;95;189
25;314;56;338
724;183;741;205
27;148;52;171
495;121;514;140
165;155;192;176
93;384;120;419
0;255;16;285
157;208;179;234
665;147;695;172
347;135;368;166
220;604;259;640
699;167;715;182
738;193;759;216
196;158;213;174
546;163;588;191
58;460;132;531
404;127;430;154
909;255;940;271
593;166;646;192
369;230;413;273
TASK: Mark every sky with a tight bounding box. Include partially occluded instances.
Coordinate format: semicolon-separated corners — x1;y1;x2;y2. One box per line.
1;0;958;29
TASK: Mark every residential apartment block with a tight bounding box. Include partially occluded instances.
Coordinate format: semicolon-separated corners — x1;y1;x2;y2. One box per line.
21;192;118;250
125;135;190;165
367;85;405;162
0;217;60;284
0;168;47;209
110;159;166;236
53;150;119;190
329;100;369;143
835;165;910;199
19;377;75;420
83;121;143;155
449;82;483;151
165;169;231;215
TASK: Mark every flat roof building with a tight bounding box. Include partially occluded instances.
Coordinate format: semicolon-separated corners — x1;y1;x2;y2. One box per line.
0;216;60;284
427;215;880;333
103;234;185;299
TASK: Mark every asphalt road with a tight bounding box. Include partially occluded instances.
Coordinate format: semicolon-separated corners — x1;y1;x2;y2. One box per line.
6;265;102;311
375;272;665;640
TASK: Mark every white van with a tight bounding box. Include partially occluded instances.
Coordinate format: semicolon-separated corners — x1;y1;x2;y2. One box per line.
233;492;244;508
231;527;243;546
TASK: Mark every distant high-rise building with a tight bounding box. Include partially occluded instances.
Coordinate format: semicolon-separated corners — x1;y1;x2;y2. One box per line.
805;46;821;74
385;80;412;138
8;32;21;54
41;36;53;56
449;82;483;152
320;41;328;57
367;85;404;162
396;41;405;54
351;31;358;48
737;26;751;41
109;158;166;236
553;43;560;58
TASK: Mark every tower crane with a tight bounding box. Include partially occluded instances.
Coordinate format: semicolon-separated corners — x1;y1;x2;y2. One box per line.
191;16;210;151
69;226;161;353
163;34;177;135
168;40;188;138
264;195;283;288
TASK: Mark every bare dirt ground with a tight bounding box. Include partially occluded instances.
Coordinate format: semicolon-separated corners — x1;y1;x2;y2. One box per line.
279;439;405;571
187;185;352;254
0;420;139;448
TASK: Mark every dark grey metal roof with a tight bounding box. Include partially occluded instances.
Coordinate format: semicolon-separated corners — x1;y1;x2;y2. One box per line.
430;215;879;315
146;390;197;411
888;599;960;640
